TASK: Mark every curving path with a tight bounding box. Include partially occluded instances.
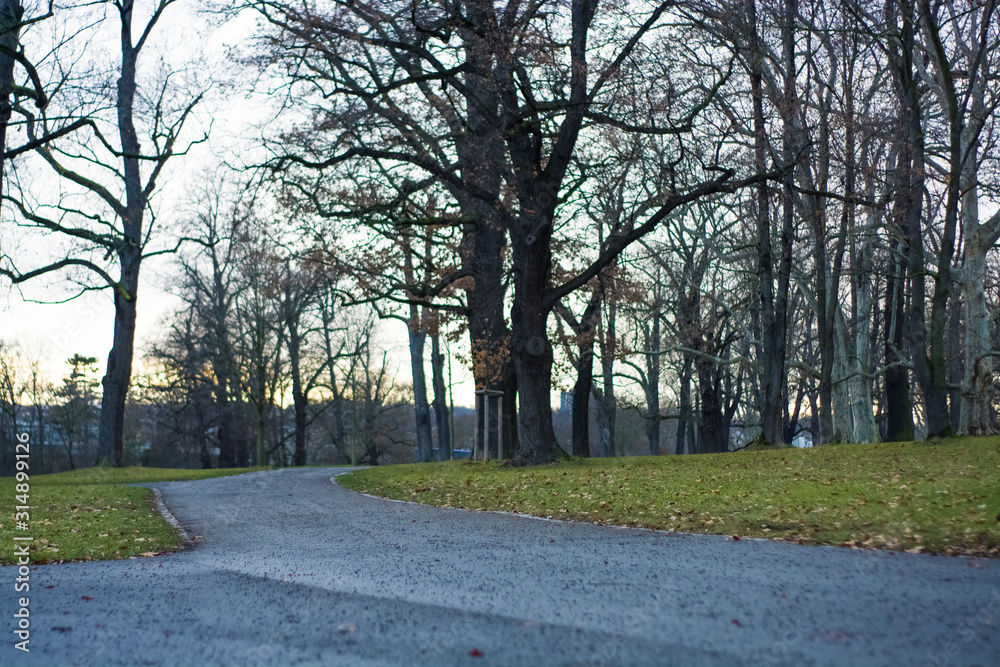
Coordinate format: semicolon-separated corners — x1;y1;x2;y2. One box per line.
1;467;997;665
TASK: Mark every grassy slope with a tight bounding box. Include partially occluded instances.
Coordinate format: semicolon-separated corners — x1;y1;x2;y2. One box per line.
340;437;1000;557
1;466;265;564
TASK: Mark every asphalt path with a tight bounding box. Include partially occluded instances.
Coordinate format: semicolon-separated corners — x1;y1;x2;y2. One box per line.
2;467;997;666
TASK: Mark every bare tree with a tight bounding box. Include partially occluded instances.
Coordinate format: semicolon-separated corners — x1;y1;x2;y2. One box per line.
1;0;207;465
251;0;762;464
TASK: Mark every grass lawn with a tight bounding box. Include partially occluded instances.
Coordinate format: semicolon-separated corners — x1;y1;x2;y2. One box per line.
1;466;265;564
339;437;1000;557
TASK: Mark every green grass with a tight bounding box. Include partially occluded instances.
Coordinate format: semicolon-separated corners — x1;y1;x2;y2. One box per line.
339;437;1000;557
1;466;265;564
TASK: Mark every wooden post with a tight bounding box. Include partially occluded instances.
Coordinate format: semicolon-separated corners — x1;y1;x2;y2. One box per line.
496;394;503;461
474;389;504;462
483;391;488;461
473;392;481;462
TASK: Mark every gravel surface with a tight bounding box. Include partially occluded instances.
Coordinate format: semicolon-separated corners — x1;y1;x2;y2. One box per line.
1;467;997;666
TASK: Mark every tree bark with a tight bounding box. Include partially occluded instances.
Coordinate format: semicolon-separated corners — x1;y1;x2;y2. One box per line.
564;293;601;458
697;357;727;453
883;245;913;441
288;317;308;466
918;0;963;438
959;212;1000;434
596;292;618;457
676;357;693;455
832;310;854;442
643;311;661;456
407;320;433;463
430;330;452;461
509;207;563;463
955;0;999;435
849;226;879;444
96;1;146;466
750;0;793;447
0;0;20;202
457;1;518;458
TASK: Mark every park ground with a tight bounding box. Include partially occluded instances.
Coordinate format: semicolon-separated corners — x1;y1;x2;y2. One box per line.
339;436;1000;558
2;436;998;564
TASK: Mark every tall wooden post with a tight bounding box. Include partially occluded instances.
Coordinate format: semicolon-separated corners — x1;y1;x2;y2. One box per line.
474;389;505;462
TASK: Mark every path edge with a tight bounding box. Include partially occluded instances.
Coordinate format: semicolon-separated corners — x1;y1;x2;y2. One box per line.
149;486;194;549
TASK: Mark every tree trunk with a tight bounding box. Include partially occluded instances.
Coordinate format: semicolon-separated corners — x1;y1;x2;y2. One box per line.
401;234;434;464
97;3;144;467
97;257;139;466
849;242;878;443
883;245;913;441
676;357;693;455
430;331;452;461
458;5;518;457
320;296;349;462
644;313;661;456
0;0;20;201
811;98;833;446
956;4;999;435
881;2;927;442
596;296;617;457
831;309;854;442
509;212;562;465
331;383;348;464
407;320;433;463
960;223;1000;434
288;319;308;467
697;359;726;453
918;0;961;439
894;0;933;440
564;293;601;458
571;339;595;458
510;302;560;464
642;267;663;456
947;289;962;433
750;0;792;447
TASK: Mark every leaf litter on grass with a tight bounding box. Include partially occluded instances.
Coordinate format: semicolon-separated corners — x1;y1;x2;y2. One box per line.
339;437;1000;557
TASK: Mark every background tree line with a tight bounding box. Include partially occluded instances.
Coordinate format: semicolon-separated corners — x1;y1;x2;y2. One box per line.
1;0;998;470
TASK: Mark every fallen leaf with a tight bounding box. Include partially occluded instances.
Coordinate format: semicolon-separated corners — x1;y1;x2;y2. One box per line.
81;596;93;601
470;648;483;657
731;619;742;627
